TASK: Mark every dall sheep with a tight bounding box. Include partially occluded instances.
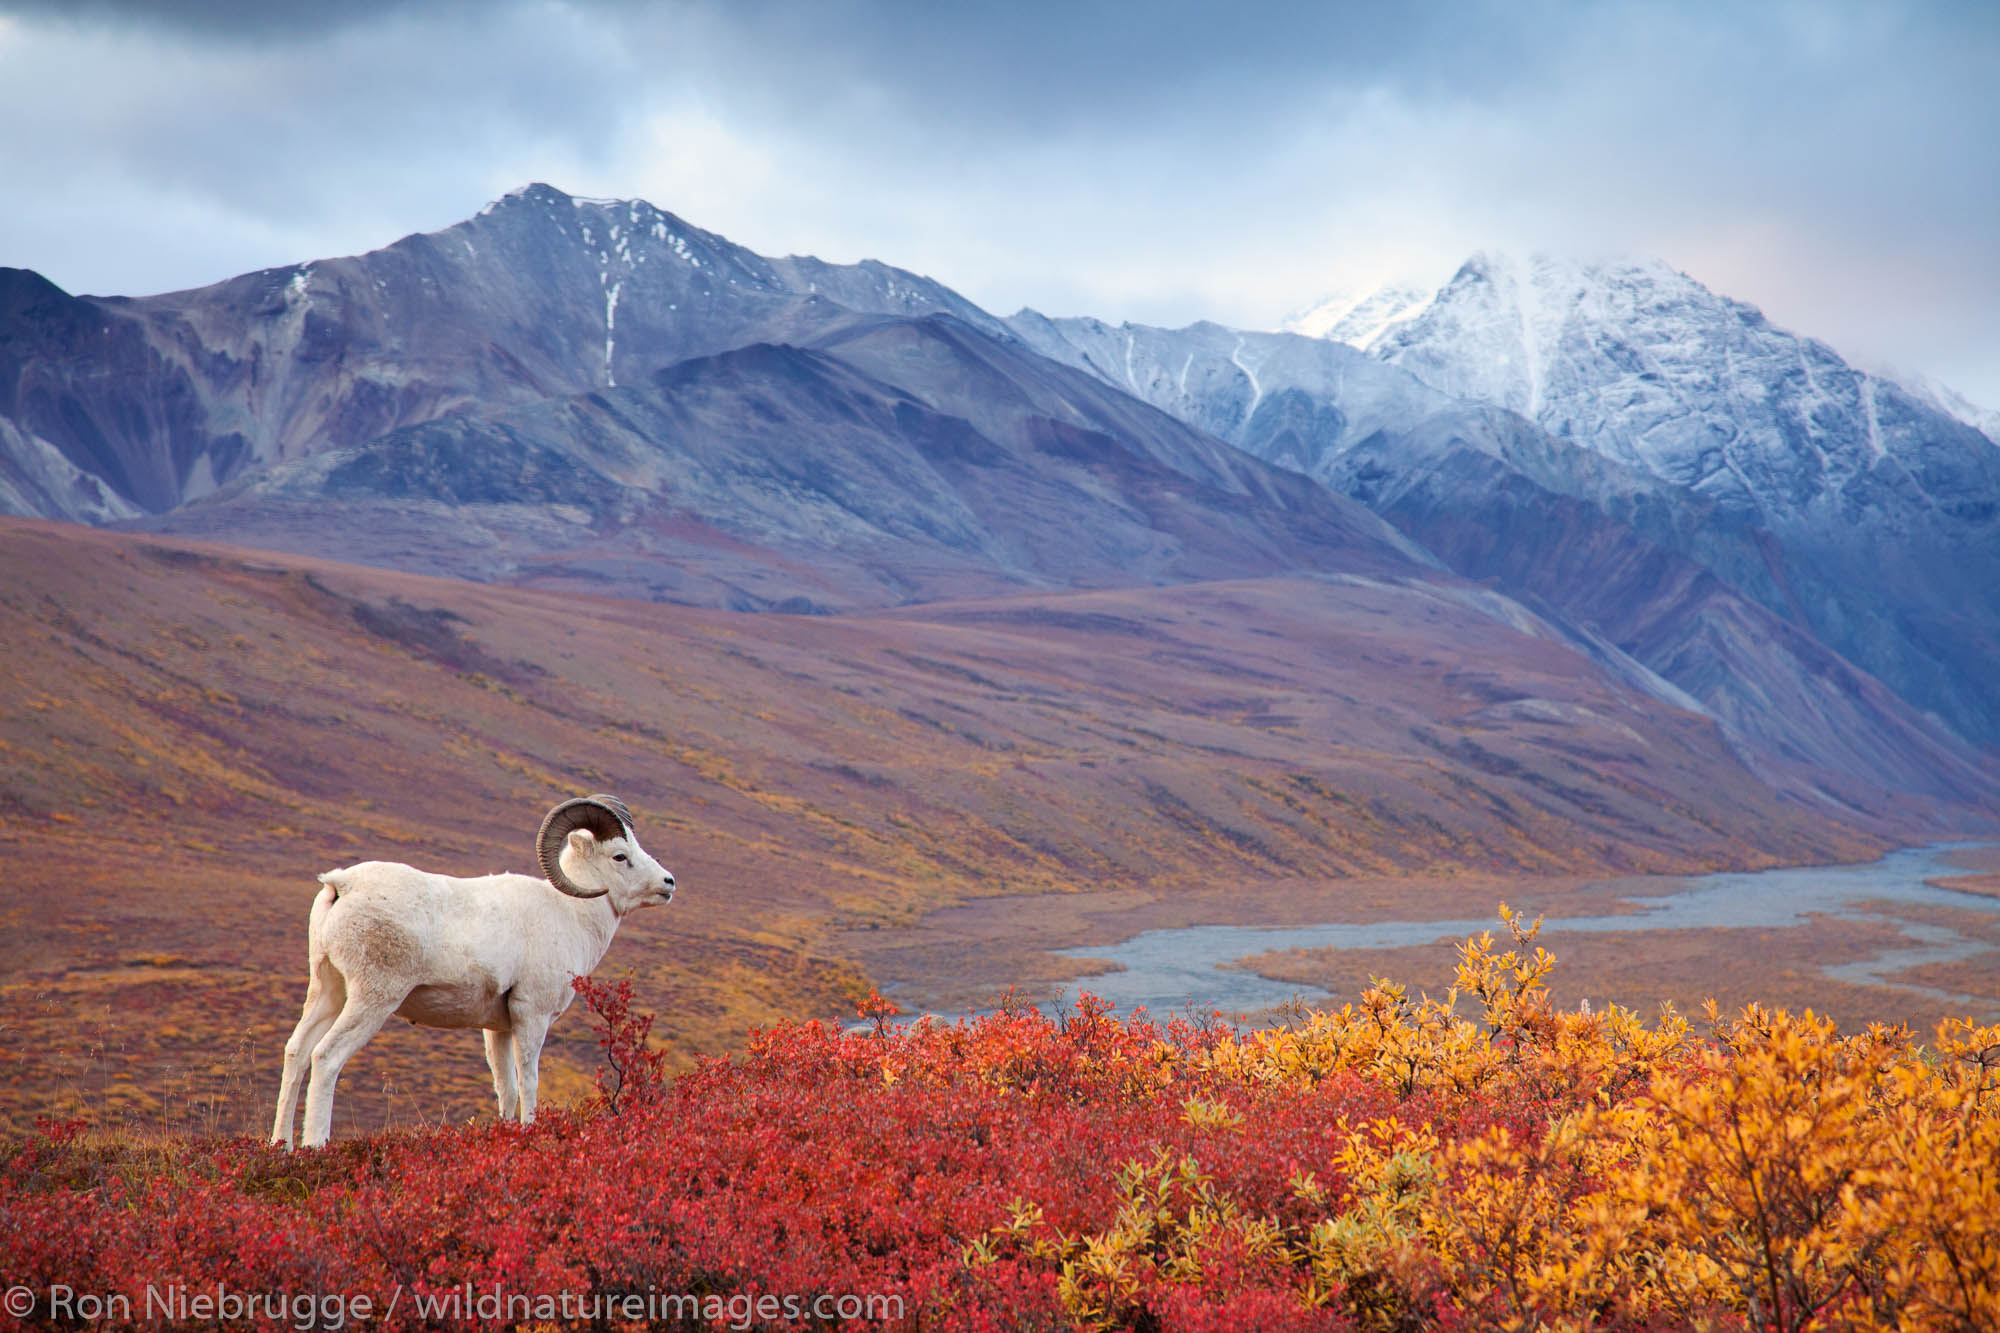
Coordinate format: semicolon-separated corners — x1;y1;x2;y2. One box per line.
271;795;676;1148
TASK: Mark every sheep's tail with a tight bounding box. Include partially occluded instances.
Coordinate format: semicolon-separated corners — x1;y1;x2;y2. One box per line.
307;877;341;959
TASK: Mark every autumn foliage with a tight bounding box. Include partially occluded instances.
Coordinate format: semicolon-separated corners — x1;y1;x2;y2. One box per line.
2;911;1996;1331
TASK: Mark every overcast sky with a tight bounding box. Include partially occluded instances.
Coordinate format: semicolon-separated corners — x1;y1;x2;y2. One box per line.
3;0;1996;403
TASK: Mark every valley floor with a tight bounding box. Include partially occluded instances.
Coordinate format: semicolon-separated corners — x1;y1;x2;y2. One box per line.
846;851;2000;1035
0;516;1986;1136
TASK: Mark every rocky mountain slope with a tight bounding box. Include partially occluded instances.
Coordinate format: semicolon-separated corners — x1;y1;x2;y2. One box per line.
141;308;1432;608
0;184;1006;516
1005;309;1999;802
1321;254;2000;746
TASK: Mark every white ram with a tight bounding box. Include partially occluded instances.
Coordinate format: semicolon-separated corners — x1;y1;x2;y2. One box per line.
271;795;675;1148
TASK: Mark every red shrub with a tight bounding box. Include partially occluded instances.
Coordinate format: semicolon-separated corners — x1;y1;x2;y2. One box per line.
1;974;1994;1331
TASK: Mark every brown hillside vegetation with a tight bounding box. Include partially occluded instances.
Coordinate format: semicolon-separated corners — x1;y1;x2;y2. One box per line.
0;516;1905;1134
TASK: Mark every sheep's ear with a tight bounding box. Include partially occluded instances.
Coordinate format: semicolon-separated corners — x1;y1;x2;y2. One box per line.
566;828;598;857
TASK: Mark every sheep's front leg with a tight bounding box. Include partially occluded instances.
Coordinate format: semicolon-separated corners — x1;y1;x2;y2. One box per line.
508;1005;555;1125
483;1028;520;1121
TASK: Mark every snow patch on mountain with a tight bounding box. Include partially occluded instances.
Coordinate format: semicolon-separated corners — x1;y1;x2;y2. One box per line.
1284;279;1438;349
1005;311;1459;472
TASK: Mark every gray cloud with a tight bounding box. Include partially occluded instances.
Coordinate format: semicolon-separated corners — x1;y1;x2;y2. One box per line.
2;0;1996;402
2;0;456;39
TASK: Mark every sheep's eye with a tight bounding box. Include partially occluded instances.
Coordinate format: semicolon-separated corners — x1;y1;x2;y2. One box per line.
612;853;629;863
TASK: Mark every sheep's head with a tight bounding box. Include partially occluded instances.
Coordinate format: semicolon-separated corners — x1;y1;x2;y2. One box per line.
537;795;676;907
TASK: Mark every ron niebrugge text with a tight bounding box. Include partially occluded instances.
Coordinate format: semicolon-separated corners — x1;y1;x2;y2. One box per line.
23;1284;377;1329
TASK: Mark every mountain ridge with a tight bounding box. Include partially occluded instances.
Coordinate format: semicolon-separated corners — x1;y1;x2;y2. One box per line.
3;189;1996;819
0;183;1017;516
1004;304;1999;787
141;311;1440;609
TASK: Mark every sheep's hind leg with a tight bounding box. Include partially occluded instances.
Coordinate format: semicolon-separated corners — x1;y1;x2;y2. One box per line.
300;988;399;1148
272;961;345;1148
483;1028;520;1121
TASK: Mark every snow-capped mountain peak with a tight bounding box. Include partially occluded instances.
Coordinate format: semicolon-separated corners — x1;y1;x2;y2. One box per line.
1318;249;2000;516
1365;252;1721;421
1282;278;1436;348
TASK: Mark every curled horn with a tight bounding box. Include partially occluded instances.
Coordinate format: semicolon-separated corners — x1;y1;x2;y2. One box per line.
536;795;635;899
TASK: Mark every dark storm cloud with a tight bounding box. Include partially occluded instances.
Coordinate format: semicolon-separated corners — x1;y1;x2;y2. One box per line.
3;0;432;38
1;0;1996;400
8;0;1522;83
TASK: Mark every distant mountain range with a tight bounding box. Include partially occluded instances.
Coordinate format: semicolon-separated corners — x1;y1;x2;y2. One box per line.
1011;254;2000;760
2;185;1995;824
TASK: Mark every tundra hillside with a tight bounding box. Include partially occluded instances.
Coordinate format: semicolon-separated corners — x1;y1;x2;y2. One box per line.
0;517;1931;1135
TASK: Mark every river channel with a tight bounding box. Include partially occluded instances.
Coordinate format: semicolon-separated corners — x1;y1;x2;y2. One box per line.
1047;841;2000;1019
